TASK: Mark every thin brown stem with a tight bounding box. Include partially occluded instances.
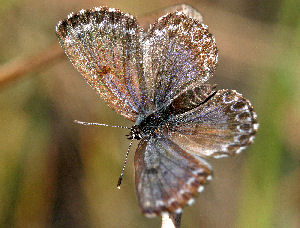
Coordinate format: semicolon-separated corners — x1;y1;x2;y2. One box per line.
0;43;64;88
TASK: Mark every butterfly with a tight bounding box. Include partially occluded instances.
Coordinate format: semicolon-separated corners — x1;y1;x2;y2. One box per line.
56;6;258;217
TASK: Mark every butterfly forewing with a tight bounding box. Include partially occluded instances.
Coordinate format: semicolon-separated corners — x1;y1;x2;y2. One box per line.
134;136;212;217
140;12;218;113
56;7;144;121
167;89;258;158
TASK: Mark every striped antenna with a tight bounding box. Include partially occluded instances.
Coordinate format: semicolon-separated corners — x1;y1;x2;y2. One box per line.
74;120;130;129
117;138;134;189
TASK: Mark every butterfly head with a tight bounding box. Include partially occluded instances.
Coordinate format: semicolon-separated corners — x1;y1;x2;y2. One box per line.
127;125;142;140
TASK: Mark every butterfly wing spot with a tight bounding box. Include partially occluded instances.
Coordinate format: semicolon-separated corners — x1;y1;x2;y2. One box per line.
214;154;229;159
206;175;213;181
95;65;111;76
187;198;195;206
108;8;116;12
198;185;204;193
222;92;235;104
235;111;252;122
236;146;247;154
186;176;196;186
56;21;62;32
191;167;207;176
145;212;156;218
155;200;164;207
175;208;183;214
249;135;256;143
237;123;253;133
167;198;176;206
231;101;248;111
79;9;86;15
235;135;251;144
145;168;158;174
67;12;74;19
178;189;187;196
253;112;258;119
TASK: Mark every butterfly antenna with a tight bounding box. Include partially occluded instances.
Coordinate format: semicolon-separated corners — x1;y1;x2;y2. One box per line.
74;120;130;129
117;138;134;189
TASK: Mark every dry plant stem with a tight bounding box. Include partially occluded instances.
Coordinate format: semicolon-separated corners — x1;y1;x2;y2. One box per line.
161;213;182;228
0;43;64;88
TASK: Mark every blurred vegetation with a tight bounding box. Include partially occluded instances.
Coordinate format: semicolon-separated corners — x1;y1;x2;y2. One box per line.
237;0;300;227
0;0;299;227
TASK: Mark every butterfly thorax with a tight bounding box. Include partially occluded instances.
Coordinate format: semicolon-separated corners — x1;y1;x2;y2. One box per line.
127;85;220;141
128;109;170;140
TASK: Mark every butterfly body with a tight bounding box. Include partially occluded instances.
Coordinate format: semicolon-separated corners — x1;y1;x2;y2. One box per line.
131;83;218;140
132;109;169;139
56;6;258;217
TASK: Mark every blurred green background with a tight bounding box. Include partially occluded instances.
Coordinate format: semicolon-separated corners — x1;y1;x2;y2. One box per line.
0;0;299;227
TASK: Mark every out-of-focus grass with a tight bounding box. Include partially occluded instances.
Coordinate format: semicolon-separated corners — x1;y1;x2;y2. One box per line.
0;0;18;14
0;80;52;227
237;0;300;227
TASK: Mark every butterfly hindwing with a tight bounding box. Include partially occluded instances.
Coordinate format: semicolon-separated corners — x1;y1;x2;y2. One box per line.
166;89;258;158
134;136;212;217
169;84;217;115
